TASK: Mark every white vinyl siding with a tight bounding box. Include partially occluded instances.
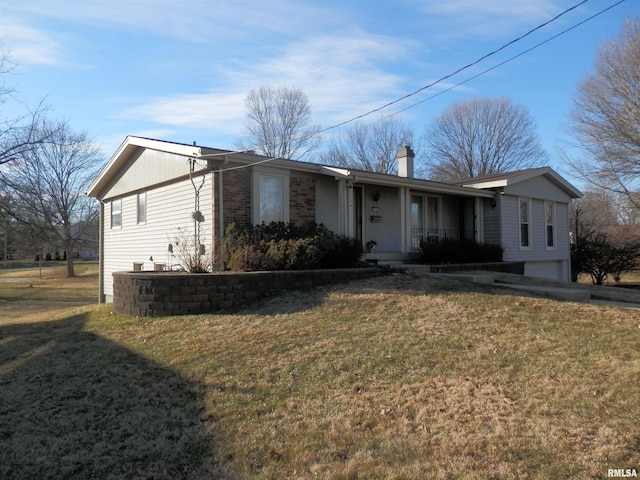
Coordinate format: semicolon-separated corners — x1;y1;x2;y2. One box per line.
100;148;195;199
482;197;500;245
315;177;340;233
501;194;571;281
102;174;212;299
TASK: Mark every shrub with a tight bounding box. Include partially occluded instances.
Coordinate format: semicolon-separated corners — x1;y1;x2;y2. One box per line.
571;231;640;285
223;222;363;271
418;238;503;265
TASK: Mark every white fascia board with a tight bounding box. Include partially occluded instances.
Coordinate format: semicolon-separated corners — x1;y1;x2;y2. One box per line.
318;166;351;179
346;170;495;197
460;180;508;190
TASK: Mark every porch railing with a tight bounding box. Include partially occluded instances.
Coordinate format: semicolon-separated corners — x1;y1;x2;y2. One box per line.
410;228;475;250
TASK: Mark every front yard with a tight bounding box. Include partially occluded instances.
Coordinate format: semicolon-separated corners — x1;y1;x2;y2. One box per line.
0;265;638;478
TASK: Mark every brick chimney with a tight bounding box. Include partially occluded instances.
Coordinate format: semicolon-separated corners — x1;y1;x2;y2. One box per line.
397;146;414;178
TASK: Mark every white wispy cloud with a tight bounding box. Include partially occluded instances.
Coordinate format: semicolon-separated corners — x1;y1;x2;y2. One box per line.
120;29;417;136
416;0;565;38
0;0;337;43
0;17;64;66
120;91;248;135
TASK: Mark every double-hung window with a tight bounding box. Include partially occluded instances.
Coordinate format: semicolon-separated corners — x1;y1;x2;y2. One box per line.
545;201;555;248
111;198;122;229
253;169;290;225
519;197;531;248
260;175;284;224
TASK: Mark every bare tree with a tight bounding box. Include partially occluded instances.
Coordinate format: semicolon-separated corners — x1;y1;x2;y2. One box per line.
569;191;640;284
571;189;619;230
320;117;414;174
424;97;547;180
566;18;640;209
2;120;103;277
237;85;321;160
0;47;57;166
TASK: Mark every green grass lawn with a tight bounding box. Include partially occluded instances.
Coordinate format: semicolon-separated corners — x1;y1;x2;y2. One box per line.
1;267;639;479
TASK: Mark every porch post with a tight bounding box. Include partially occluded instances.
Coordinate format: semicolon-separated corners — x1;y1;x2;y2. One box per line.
475;196;484;242
399;187;408;253
337;179;350;237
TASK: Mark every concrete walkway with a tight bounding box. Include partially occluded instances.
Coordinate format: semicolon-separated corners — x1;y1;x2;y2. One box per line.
396;265;640;310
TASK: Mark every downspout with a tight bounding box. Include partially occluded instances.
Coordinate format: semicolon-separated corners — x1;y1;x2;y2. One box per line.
218;169;224;271
98;199;105;303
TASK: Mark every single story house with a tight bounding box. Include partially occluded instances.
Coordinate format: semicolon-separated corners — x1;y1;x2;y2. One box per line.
87;136;582;303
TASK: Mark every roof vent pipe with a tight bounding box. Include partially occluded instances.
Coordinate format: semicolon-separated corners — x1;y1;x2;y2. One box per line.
397;146;414;178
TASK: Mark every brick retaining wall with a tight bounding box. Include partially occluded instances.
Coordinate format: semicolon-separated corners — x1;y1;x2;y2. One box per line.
113;268;392;317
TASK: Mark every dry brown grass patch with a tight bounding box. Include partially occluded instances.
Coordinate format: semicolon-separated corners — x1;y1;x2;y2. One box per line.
2;271;639;479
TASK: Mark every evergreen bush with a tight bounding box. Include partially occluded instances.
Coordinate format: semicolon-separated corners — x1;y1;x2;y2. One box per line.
223;222;363;271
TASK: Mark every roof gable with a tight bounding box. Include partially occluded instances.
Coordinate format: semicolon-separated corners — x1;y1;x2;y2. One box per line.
87;136;202;198
449;167;582;199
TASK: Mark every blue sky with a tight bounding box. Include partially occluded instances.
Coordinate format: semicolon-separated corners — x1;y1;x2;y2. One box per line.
0;0;637;175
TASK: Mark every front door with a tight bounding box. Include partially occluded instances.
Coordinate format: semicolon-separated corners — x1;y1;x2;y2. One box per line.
460;197;475;240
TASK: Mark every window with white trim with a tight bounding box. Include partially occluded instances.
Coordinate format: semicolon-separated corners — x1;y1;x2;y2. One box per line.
519;197;531;248
111;198;122;229
259;175;284;224
545;201;555;248
137;192;146;225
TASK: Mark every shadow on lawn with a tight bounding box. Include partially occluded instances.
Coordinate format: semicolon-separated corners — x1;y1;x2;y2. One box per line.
0;312;230;479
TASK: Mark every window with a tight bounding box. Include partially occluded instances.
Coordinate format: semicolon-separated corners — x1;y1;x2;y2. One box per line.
410;195;424;249
252;169;290;225
137;192;146;225
111;198;122;229
260;175;284;224
545;201;555;248
519;198;531;248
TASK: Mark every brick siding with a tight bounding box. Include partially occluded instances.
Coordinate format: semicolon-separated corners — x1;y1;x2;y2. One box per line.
222;168;251;226
290;171;316;224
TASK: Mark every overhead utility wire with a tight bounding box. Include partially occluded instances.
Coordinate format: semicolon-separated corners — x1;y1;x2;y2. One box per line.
201;0;590;164
203;0;625;173
384;0;627;119
312;0;590;134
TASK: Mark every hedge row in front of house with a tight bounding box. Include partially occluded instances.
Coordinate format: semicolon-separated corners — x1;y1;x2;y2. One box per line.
222;222;363;272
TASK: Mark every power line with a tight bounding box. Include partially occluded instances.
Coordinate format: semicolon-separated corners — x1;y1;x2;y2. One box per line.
385;0;627;119
314;0;591;134
203;0;625;172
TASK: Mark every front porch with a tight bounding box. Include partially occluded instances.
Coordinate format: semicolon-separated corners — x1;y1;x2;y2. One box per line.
409;227;476;250
343;183;490;255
